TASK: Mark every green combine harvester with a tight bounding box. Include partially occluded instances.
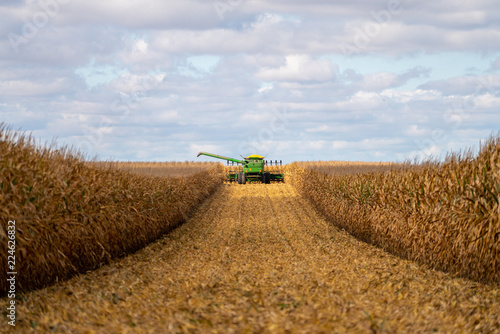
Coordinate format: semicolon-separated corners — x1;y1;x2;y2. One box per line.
197;152;284;184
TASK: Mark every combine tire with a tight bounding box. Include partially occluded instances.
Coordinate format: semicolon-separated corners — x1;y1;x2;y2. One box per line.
264;172;271;184
238;172;246;184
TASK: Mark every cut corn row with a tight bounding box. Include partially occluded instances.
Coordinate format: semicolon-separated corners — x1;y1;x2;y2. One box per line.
0;125;225;295
287;136;500;284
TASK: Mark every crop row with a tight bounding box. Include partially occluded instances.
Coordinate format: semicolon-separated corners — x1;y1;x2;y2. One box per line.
287;136;500;284
0;126;224;295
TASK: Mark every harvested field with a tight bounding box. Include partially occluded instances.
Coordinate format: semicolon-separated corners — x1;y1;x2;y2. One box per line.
4;183;499;333
92;161;218;178
294;161;401;175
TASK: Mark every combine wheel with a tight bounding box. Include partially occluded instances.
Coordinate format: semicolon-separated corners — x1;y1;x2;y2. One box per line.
238;172;246;184
264;172;271;184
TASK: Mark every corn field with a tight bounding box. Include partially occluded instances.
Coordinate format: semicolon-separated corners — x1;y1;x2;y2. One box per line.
287;135;500;284
1;125;499;332
2;183;499;333
0;125;224;295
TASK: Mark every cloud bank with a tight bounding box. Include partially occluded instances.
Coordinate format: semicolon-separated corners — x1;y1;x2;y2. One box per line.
1;0;499;162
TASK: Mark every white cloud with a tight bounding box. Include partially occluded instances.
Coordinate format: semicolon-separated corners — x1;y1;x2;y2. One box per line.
134;40;148;54
474;93;500;109
405;125;428;136
308;140;325;150
256;55;336;82
491;57;500;71
251;13;285;29
332;141;349;150
306;125;331;133
0;78;72;96
358;72;399;91
420;74;500;96
1;1;499;162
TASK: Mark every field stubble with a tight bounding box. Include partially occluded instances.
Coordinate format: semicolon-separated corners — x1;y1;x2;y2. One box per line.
93;161;219;178
4;184;499;333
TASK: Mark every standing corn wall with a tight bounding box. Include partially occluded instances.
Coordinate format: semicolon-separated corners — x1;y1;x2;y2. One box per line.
287;136;500;284
0;127;225;295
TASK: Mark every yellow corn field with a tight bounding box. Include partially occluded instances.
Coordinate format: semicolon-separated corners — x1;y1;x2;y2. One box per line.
0;125;224;295
287;135;500;284
1;124;499;332
3;183;500;332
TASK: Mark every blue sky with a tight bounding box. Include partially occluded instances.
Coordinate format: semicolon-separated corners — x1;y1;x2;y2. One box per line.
1;0;499;162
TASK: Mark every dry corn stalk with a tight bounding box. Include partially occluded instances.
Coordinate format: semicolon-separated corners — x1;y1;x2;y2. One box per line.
287;136;500;284
0;124;225;295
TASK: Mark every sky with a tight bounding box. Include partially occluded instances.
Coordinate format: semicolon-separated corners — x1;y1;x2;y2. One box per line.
1;0;499;163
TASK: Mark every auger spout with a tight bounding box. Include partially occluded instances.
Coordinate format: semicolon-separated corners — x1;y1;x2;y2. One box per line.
197;152;245;164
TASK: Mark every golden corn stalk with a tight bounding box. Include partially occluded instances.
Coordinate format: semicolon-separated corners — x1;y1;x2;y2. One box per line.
0;125;225;295
287;135;500;284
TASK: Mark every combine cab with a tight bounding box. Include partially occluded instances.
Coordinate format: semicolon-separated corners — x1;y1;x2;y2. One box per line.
197;152;284;184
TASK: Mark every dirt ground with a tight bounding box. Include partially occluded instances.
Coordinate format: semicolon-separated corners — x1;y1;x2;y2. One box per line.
2;183;499;333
